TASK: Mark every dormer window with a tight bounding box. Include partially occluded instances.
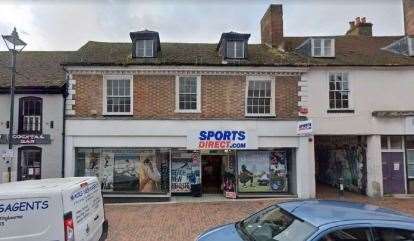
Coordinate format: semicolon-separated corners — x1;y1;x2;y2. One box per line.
217;32;250;60
226;41;245;59
409;37;414;56
130;30;160;58
136;39;154;57
311;38;335;57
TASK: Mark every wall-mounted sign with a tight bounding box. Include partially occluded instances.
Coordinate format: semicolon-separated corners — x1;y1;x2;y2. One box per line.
198;130;246;149
297;120;313;136
0;134;52;145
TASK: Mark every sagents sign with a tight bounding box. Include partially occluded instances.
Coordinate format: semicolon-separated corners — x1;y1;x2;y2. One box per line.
0;134;52;145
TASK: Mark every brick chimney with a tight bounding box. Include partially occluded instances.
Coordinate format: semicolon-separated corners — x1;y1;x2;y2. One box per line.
403;0;414;36
261;4;284;47
346;17;373;36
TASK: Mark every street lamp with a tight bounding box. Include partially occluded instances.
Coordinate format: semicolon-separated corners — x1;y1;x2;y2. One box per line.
2;27;26;182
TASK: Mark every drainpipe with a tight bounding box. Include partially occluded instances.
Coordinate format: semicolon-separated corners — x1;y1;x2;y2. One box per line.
61;70;69;178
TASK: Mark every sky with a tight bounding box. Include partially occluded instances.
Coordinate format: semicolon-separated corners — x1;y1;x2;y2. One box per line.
0;0;405;51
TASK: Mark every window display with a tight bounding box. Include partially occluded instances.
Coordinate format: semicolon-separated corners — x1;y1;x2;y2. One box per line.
171;151;201;193
237;150;288;193
75;148;170;193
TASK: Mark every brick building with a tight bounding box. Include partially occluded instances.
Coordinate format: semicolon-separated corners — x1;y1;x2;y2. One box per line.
62;24;315;199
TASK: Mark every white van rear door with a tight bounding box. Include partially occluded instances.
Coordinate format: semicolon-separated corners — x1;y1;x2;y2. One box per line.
63;178;104;241
0;193;63;241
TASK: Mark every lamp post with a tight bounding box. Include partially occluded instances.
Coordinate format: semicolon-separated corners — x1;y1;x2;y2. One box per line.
2;27;26;182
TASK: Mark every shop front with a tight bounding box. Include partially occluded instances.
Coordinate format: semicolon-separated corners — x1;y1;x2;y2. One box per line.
65;119;315;200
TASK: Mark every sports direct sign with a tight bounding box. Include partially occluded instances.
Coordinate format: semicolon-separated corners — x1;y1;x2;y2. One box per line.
197;130;247;149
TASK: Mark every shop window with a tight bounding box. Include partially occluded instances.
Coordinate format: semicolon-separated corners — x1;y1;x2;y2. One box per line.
18;97;42;134
171;150;201;193
175;76;201;112
75;148;170;193
407;150;414;178
246;77;275;116
18;146;42;181
381;136;403;150
103;76;133;115
329;73;350;110
406;136;414;149
237;150;289;193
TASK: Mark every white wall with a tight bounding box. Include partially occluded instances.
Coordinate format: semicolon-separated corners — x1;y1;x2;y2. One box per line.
304;67;414;135
0;94;64;182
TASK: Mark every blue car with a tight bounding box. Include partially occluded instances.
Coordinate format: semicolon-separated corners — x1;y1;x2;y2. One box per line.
196;200;414;241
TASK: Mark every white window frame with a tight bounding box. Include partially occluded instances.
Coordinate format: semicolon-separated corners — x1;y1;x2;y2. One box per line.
175;75;201;113
102;75;134;115
245;76;276;117
226;41;245;59
408;37;414;56
311;38;335;57
136;39;154;58
328;72;352;111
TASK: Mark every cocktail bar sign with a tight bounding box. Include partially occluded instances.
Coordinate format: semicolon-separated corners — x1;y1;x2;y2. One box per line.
0;134;51;145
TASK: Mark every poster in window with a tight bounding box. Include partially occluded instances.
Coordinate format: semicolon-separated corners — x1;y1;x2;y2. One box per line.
171;159;192;193
84;152;100;177
269;151;288;192
113;152;139;191
171;151;200;193
113;150;165;193
224;155;236;198
100;152;114;191
238;151;271;192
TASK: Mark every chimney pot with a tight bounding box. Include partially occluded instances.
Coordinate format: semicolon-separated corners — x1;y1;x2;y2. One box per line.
346;17;373;36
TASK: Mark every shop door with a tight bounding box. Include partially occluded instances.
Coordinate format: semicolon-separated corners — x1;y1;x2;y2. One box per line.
382;152;405;194
18;146;42;181
202;156;222;194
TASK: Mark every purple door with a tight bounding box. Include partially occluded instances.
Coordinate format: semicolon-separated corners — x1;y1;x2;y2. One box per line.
382;152;405;194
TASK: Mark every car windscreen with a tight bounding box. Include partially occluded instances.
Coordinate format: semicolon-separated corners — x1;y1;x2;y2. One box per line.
238;205;317;241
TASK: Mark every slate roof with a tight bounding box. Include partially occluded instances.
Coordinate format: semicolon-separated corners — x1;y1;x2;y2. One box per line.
2;34;414;89
0;51;70;88
63;41;309;66
63;36;414;67
283;35;414;66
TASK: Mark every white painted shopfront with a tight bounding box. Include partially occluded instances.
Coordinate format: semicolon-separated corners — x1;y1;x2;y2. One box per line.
65;119;315;199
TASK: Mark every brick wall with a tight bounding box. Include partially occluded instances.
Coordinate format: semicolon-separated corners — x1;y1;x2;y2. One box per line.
74;74;103;117
404;0;414;36
72;74;299;119
261;4;284;47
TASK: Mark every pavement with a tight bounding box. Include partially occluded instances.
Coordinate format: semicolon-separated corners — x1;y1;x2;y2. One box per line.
104;185;414;241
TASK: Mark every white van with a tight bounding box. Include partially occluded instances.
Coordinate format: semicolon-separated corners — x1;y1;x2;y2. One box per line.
0;177;108;241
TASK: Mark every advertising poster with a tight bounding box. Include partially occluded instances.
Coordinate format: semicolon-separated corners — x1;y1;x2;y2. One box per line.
269;151;288;192
238;151;271;192
113;152;139;191
100;152;114;191
113;150;163;193
171;151;200;193
224;155;236;198
171;159;193;193
84;152;100;178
